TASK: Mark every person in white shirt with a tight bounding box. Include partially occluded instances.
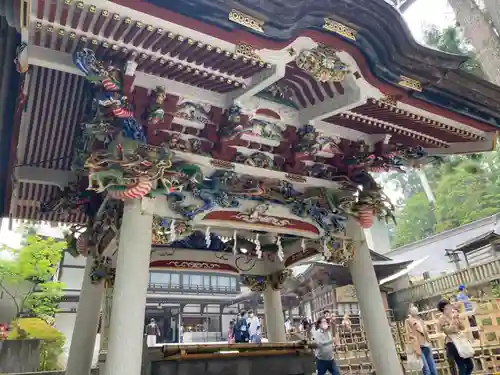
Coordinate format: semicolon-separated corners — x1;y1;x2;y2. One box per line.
284;317;292;333
247;310;261;343
313;317;340;375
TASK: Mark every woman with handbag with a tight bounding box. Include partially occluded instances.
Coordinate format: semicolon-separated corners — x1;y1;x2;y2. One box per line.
437;300;474;375
405;304;437;375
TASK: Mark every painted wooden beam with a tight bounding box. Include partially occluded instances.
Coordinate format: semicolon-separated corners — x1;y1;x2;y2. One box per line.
229;64;285;105
27;45;228;107
298;76;364;123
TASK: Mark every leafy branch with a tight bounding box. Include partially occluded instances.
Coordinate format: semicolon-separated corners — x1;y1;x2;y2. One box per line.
0;234;66;321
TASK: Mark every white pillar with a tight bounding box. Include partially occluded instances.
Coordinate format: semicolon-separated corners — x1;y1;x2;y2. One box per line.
104;199;153;375
66;256;105;375
263;286;286;342
346;218;403;375
98;282;114;374
364;218;391;255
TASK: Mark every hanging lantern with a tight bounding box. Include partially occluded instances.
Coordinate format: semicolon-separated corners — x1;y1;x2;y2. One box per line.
357;206;374;229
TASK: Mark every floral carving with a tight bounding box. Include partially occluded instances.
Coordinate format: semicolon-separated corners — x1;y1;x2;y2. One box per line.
40;182;100;219
218;104;244;138
90;256;114;284
233;151;275;169
295;45;350;83
233;212;291;227
240;275;268;292
174;99;211;125
164;133;209;155
322;235;355;266
242;118;285;141
240;269;291;291
268;269;292;290
295;124;342;156
152;217;193;245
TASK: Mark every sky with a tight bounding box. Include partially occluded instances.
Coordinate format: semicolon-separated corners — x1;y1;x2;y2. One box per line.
0;219;66;259
0;1;456;252
403;0;455;42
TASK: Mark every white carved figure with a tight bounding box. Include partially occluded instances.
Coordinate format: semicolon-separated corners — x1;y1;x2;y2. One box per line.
175;98;212;125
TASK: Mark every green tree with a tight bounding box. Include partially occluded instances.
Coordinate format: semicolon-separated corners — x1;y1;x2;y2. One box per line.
391;22;498;247
424;24;484;77
0;235;66;321
434;161;500;232
392;157;500;246
393;192;437;247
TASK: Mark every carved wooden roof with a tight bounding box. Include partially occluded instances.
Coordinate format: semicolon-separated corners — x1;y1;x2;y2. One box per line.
119;0;500;128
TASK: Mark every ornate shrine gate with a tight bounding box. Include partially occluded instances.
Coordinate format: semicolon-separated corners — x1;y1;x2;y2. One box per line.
4;0;500;375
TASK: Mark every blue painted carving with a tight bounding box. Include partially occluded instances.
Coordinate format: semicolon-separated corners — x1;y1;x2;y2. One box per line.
168;230;228;251
218;104;244;138
167;189;240;219
290;193;348;234
73;48;100;77
72;48;147;144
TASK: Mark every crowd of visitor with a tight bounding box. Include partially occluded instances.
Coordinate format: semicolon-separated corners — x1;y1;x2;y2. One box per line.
195;284;481;375
228;310;262;344
406;285;476;375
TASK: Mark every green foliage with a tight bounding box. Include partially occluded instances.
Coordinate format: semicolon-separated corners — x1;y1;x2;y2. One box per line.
424;25;484;77
433;162;499;232
392;192;436;247
390;23;498;247
393;155;500;247
490;282;500;298
8;318;65;371
0;235;66;320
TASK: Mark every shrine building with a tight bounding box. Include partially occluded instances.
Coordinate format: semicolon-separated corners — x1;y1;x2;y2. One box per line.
1;0;500;375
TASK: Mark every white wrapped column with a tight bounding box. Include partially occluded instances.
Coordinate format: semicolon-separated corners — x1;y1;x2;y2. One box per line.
66;256;104;375
263;286;286;342
346;218;403;375
104;199;153;375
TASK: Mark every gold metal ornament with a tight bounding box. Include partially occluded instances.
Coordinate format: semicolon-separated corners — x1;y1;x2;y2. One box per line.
323;18;357;41
398;75;423;92
295;45;350;83
229;9;264;33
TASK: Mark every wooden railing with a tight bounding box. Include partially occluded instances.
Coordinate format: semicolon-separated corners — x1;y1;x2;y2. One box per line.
391;259;500;304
